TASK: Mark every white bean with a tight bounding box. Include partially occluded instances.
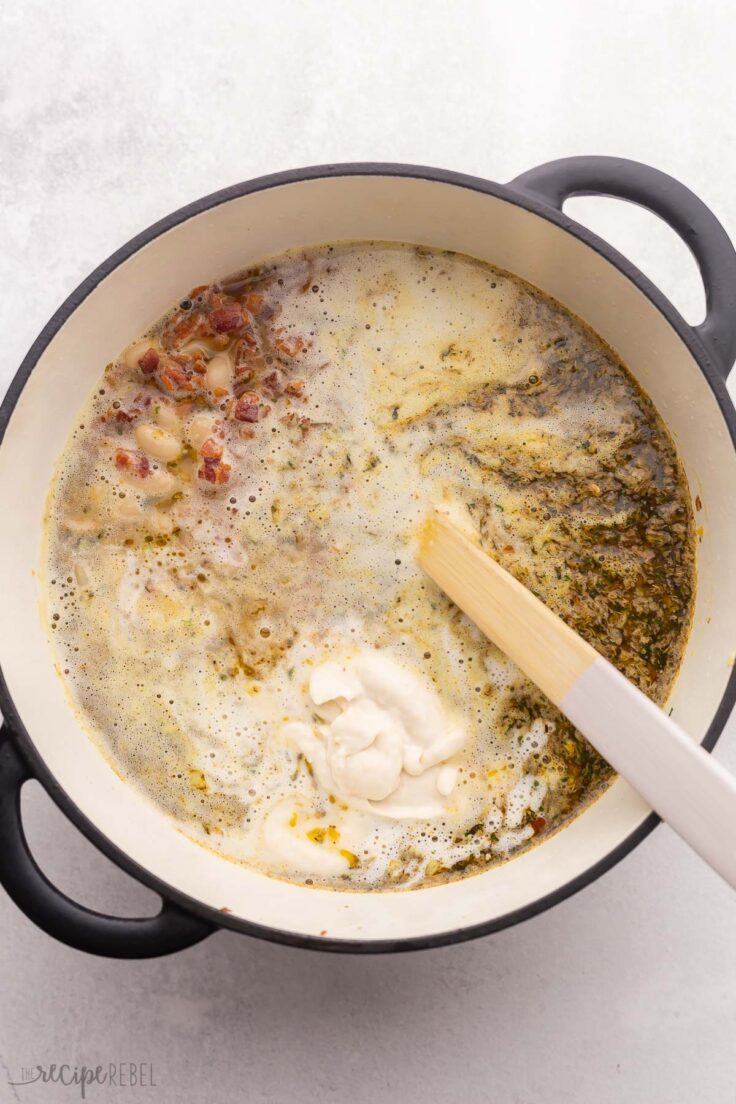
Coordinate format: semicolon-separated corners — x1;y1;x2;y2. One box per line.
186;413;217;450
176;456;195;484
123;339;155;372
112;495;144;522
135;423;182;463
148;509;174;537
123;467;178;498
206;354;232;394
155;403;182;437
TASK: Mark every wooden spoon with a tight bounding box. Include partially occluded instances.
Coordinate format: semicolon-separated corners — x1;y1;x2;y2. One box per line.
418;508;736;888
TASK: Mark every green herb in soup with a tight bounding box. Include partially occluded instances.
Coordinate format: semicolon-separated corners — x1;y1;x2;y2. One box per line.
43;242;695;890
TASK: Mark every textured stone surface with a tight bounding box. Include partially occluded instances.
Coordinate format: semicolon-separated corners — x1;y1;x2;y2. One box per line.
1;1;736;1101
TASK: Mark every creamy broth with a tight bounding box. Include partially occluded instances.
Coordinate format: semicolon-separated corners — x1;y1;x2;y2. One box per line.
43;243;695;890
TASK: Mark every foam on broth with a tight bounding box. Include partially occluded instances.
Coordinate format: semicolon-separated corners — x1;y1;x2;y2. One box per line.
42;243;695;889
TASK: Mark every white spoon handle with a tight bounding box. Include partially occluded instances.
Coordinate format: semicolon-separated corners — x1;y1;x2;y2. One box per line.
563;657;736;889
418;510;736;889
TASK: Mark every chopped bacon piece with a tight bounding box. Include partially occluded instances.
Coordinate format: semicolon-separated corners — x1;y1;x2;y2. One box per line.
138;348;159;374
285;378;305;396
273;332;305;358
198;457;231;485
233;329;265;383
114;448;133;469
261;370;283;399
280;411;311;431
530;816;546;833
115;448;150;478
108;406;141;424
242;292;264;315
233;368;254;389
210;305;245;333
160;284;268;353
238;329;258;351
200;437;223;460
162;309;204;350
157;355;199;396
161;288;240;350
233;392;262;423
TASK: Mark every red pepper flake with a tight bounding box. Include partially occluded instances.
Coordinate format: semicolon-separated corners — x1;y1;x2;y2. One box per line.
138;348;159;374
530;816;546;833
210;305;245;333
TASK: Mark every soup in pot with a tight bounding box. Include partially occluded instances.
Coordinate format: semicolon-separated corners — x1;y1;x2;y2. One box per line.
43;242;695;890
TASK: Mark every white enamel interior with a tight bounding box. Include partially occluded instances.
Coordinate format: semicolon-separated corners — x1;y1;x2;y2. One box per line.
1;174;735;943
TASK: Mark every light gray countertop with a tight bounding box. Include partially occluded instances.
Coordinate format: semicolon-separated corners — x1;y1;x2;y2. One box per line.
2;2;736;1101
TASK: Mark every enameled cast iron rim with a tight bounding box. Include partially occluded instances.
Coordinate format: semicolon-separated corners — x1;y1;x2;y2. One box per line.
1;162;735;954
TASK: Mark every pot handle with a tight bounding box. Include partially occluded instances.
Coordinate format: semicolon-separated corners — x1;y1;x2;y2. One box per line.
511;155;736;378
0;728;214;957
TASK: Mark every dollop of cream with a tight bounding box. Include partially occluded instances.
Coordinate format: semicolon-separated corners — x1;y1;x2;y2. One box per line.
284;651;466;819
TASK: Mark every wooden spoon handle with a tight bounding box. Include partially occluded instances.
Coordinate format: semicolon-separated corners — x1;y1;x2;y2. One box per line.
418;509;596;705
419;510;736;889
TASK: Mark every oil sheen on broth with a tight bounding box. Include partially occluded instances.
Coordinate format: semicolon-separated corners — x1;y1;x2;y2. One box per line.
44;243;695;890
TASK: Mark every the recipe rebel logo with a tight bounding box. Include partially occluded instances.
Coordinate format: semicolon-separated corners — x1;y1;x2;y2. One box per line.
7;1062;156;1098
